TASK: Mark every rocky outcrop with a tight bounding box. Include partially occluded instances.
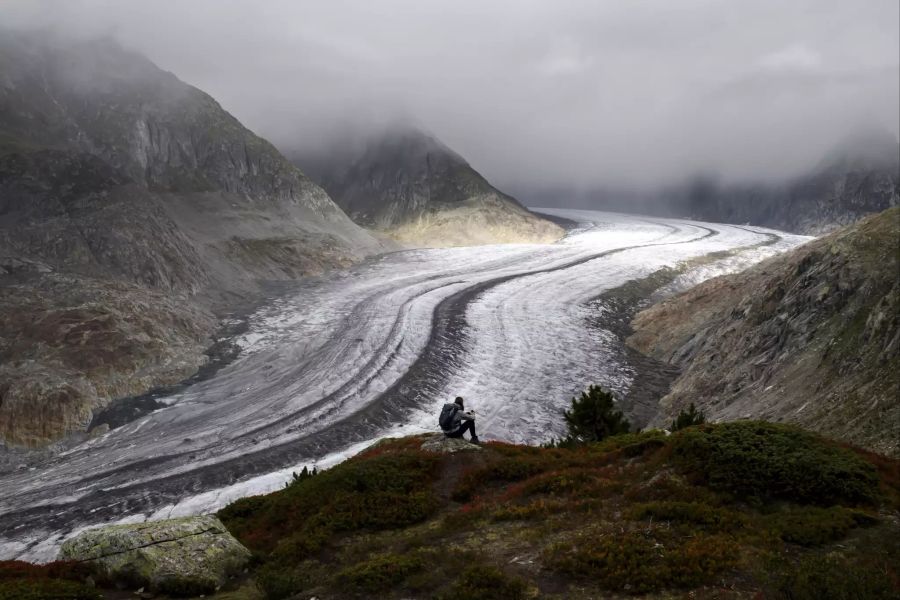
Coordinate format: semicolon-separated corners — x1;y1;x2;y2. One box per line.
0;32;386;446
58;515;251;595
629;208;900;456
306;126;563;247
419;433;483;453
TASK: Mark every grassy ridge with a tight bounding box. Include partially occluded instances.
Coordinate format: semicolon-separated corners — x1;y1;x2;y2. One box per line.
217;422;899;599
3;422;896;599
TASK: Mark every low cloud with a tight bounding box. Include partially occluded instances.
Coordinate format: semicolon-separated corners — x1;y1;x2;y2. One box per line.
2;0;898;190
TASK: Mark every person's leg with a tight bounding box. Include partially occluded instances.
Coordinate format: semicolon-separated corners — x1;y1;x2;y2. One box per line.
459;420;478;441
446;428;464;439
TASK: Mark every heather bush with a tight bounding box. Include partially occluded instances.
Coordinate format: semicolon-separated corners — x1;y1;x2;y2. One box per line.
451;455;555;502
627;501;745;531
545;529;737;593
0;579;101;600
0;561;95;582
220;451;442;560
773;553;898;599
439;565;530;600
337;553;425;593
764;505;876;546
670;422;879;505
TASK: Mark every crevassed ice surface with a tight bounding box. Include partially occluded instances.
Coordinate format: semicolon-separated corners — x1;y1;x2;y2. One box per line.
0;209;811;561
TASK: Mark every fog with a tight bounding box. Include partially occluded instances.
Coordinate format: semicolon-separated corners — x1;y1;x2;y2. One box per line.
2;0;898;191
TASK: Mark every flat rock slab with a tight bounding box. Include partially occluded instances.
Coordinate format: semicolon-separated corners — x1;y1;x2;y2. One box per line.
58;515;250;595
420;433;483;453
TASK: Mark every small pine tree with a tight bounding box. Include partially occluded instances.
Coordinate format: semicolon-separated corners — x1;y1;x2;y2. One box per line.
563;385;630;443
670;402;706;431
285;465;318;488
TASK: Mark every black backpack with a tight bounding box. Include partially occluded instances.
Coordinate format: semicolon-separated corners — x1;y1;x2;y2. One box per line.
439;403;460;431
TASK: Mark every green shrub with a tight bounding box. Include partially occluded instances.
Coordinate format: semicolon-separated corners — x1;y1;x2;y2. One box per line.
452;456;554;502
671;422;879;505
627;501;744;531
514;467;604;498
671;403;706;431
337;553;425;593
774;553;898;599
562;385;630;444
764;506;875;546
156;575;216;597
220;451;442;560
0;561;95;583
439;565;530;600
0;579;101;600
492;498;569;521
545;529;737;593
255;561;325;600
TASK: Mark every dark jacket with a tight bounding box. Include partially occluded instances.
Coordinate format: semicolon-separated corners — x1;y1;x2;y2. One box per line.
441;403;475;434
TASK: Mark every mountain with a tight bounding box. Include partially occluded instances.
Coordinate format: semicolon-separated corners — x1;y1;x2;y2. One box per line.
0;32;385;447
628;207;899;456
671;131;899;234
517;131;899;235
303;126;563;246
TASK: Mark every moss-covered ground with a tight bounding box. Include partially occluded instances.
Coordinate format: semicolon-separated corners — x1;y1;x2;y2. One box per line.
4;421;898;599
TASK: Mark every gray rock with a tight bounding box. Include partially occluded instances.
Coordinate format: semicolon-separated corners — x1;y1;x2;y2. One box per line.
58;515;251;595
419;433;482;453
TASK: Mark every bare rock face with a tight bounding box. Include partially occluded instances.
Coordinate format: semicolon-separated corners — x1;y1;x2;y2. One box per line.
629;208;900;456
307;126;564;247
58;515;251;595
0;274;214;446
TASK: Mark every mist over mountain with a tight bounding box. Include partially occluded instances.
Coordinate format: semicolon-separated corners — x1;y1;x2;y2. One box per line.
288;125;563;246
514;129;899;233
1;0;897;195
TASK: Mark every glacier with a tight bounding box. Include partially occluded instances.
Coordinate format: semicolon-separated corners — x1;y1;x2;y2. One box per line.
0;209;811;561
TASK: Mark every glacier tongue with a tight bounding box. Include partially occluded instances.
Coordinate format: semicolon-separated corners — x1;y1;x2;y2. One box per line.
0;209;811;562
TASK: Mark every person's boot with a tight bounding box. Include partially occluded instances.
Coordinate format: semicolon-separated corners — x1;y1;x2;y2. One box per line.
470;436;480;445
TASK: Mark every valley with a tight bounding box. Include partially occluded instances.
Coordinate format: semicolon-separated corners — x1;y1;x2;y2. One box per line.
0;210;809;561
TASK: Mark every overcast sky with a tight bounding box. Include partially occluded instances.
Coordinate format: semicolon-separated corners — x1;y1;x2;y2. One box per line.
3;0;899;190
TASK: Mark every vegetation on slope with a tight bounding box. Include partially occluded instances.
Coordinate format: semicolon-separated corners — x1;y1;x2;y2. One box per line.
212;421;898;599
3;419;898;599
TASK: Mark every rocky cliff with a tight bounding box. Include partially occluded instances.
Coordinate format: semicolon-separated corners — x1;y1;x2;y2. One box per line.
0;32;384;447
307;126;563;247
629;208;900;456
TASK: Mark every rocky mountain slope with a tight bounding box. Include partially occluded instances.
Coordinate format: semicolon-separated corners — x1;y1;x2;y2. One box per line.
525;130;899;235
307;126;563;247
628;207;899;456
7;424;898;598
669;132;899;234
0;32;385;447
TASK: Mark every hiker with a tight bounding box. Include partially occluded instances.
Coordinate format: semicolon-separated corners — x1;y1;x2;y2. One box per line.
439;396;479;443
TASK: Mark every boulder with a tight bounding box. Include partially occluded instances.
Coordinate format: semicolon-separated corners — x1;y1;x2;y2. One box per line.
419;433;483;454
58;515;251;595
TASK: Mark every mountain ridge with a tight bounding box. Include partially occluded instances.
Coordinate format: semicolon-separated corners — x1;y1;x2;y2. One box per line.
628;207;900;457
0;31;387;447
297;125;564;247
